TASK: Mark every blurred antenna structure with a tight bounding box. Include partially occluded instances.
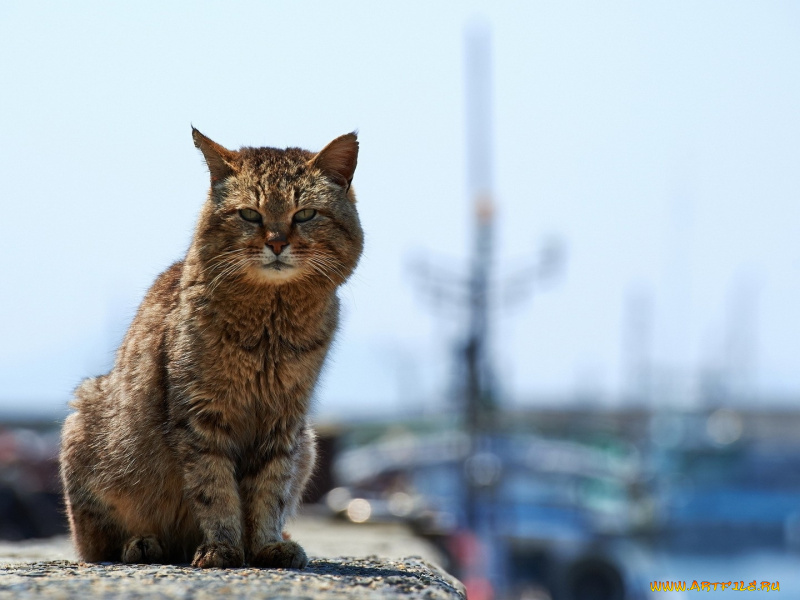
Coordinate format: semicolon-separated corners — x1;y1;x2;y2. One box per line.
409;22;563;533
724;274;760;403
622;285;654;404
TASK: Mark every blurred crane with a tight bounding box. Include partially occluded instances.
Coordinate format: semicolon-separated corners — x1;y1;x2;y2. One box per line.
410;21;564;534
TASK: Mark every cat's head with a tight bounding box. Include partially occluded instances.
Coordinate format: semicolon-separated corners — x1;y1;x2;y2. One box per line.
191;128;363;290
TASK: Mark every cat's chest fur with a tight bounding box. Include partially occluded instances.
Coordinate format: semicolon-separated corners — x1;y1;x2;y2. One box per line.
212;313;332;403
169;282;336;443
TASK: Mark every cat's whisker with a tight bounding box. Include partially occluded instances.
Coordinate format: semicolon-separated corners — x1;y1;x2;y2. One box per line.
308;254;347;283
209;259;251;293
213;248;254;260
311;265;341;286
306;259;337;287
218;247;251;255
206;262;239;294
309;249;348;272
207;255;254;295
205;248;253;273
292;249;348;283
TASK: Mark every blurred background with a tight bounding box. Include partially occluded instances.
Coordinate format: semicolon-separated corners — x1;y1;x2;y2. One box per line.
1;2;799;598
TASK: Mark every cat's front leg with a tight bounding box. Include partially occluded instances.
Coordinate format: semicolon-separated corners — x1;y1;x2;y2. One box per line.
242;428;316;569
180;430;245;568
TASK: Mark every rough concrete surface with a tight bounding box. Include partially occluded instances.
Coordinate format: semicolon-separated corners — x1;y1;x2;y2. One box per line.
0;515;465;600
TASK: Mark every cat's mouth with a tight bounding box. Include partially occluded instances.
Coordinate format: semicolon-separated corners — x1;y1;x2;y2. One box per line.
254;257;300;283
264;262;290;270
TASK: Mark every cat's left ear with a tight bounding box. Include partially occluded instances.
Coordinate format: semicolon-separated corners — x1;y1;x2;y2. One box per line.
310;132;358;192
192;127;239;183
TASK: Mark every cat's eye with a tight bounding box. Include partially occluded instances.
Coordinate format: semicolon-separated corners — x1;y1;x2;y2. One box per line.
293;209;317;223
239;208;262;223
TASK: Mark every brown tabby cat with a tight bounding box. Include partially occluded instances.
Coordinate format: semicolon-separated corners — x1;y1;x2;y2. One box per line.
59;128;363;569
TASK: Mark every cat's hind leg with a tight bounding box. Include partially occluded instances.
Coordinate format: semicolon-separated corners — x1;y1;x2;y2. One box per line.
64;455;168;564
62;486;126;563
60;410;126;562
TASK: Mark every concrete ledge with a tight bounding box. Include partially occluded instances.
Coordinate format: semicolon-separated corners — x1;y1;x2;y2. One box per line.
0;557;466;600
0;515;465;599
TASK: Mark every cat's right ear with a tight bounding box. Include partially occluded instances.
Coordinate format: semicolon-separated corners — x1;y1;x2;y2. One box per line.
310;132;359;192
192;127;239;183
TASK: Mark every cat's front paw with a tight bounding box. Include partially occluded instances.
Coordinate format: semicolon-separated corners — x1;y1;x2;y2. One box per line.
122;535;164;564
250;540;308;569
191;542;244;568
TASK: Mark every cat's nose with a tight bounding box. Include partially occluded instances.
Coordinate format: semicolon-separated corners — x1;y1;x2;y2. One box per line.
266;235;289;255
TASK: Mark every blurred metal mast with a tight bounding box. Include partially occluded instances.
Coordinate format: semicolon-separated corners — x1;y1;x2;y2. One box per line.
410;23;562;532
461;22;497;529
464;23;497;445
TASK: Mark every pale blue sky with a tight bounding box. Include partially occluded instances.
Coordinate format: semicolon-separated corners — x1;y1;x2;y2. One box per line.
1;2;799;417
